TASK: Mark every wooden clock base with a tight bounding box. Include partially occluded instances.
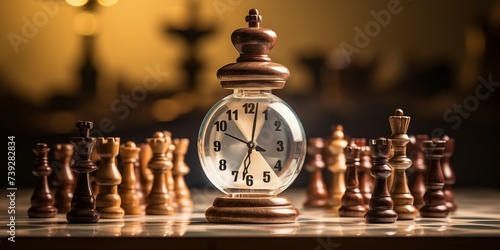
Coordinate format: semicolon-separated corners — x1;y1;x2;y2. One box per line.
205;196;299;224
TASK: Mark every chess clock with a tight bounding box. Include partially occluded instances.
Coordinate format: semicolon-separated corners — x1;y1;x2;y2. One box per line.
198;9;306;223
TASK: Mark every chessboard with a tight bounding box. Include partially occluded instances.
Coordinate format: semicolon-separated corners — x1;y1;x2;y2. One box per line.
1;187;500;250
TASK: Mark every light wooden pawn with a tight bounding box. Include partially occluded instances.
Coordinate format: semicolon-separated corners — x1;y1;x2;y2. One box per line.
173;138;193;211
119;141;142;215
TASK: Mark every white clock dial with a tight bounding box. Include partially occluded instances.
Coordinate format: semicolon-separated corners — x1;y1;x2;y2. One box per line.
198;91;306;196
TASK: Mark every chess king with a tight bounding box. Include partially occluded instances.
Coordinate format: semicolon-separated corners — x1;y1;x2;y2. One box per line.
198;9;306;223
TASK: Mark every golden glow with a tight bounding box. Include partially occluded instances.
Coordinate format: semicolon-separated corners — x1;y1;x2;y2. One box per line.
48;111;77;134
151;99;181;122
74;11;100;36
97;0;118;7
65;0;88;7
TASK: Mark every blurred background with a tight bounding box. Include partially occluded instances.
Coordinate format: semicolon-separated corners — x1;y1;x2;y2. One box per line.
1;0;499;189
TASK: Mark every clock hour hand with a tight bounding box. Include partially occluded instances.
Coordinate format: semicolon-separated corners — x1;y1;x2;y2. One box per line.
224;133;266;152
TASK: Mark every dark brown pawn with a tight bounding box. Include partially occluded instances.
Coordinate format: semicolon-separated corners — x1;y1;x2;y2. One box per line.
28;143;58;218
420;140;449;218
353;138;373;210
304;138;329;208
365;138;397;223
119;141;142;215
53;143;75;213
408;134;428;210
442;136;457;212
145;132;174;215
339;141;366;217
66;121;100;223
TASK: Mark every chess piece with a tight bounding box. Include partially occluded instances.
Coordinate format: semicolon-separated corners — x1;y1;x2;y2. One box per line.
304;138;329;208
339;141;366;217
163;131;177;210
325;125;348;212
119;141;142;215
172;138;193;211
365;138;397;223
134;159;146;206
408;134;428;210
53;143;75;213
67;121;100;223
28;143;58;218
388;109;417;220
139;143;154;198
420;140;449;218
354;138;373;210
146;132;174;215
441;135;457;212
95;137;124;219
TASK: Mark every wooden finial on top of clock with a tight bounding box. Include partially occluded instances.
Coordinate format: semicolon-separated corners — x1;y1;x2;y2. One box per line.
217;9;290;90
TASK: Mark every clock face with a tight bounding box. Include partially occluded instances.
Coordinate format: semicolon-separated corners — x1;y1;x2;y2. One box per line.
198;91;306;196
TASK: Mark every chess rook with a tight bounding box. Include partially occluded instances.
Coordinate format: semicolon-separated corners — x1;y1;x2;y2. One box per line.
408;134;428;210
28;143;58;218
146;132;174;215
53;143;75;213
441;136;457;212
420;140;449;218
95;137;124;219
119;141;142;215
388;109;417;220
67;121;100;223
339;141;366;217
172;138;193;211
325;125;348;212
304;138;329;208
365;138;397;223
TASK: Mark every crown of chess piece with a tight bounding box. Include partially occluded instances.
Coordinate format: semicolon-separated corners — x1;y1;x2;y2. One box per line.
325;125;348;212
119;141;142;215
408;134;429;210
304;138;329;208
95;137;125;219
441;135;457;212
67;121;100;223
172;138;193;212
28;143;58;218
139;143;153;201
53;143;75;213
388;109;417;220
353;138;373;210
145;131;174;215
163;131;178;211
420;140;449;218
365;138;398;223
339;141;366;217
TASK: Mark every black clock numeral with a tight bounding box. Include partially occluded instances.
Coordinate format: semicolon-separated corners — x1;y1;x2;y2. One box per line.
214;120;227;132
219;159;227;171
263;171;270;183
274;160;282;171
214;141;221;152
263;109;268;120
226;109;238;121
274;120;282;131
243;103;256;114
246;175;254;186
232;171;238;181
277;141;284;152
